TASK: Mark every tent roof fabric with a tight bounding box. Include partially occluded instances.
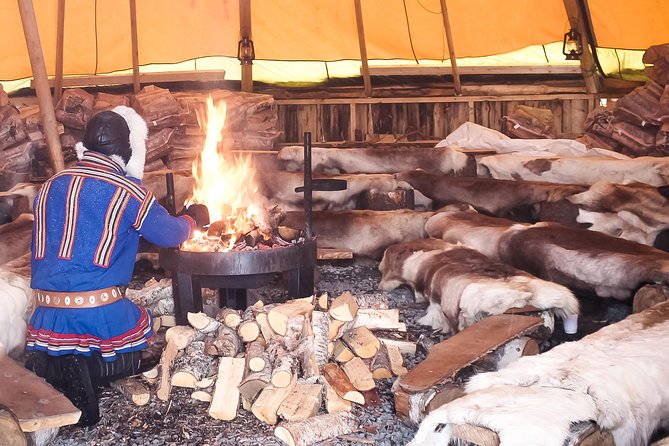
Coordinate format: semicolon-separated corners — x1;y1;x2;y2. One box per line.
2;0;668;86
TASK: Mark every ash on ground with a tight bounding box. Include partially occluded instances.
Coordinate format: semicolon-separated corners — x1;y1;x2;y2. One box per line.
50;258;629;446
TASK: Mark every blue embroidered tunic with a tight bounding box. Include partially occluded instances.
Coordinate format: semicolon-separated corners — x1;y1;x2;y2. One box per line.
27;152;194;360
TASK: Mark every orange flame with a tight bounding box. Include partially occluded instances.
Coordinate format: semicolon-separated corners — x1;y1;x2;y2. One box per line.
184;96;259;251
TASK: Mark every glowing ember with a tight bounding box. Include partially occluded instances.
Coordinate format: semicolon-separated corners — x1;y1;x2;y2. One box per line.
182;96;271;252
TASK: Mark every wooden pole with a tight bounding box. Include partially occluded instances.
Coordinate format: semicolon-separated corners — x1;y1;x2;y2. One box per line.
562;0;601;94
129;0;140;94
439;0;462;95
239;0;253;92
353;0;372;97
54;0;65;102
17;0;65;173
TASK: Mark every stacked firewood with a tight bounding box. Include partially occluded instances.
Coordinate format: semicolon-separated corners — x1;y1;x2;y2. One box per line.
583;43;669;157
133;292;410;446
502;105;555;139
0;86;279;191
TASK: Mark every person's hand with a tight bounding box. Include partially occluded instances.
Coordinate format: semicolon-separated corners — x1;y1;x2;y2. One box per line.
178;203;210;229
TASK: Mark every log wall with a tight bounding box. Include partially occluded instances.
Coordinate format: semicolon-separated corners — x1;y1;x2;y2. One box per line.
276;94;597;144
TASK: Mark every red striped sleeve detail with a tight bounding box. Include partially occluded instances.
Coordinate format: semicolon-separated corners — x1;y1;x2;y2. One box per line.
94;188;130;268
133;192;156;230
57;176;85;259
34;180;53;259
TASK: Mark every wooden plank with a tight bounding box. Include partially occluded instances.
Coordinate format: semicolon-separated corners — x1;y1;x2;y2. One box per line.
399;315;543;392
367;65;582;76
129;0;140;94
33;70;226;88
0;356;80;432
207;357;245;421
317;247;353;259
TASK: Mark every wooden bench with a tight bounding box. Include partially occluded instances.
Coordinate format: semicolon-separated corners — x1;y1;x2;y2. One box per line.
0;356;80;444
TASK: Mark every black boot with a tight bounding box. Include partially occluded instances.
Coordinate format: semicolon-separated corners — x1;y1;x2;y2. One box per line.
84;350;158;385
62;356;101;427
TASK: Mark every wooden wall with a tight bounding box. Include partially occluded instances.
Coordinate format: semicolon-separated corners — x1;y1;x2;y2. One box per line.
275;94;597;144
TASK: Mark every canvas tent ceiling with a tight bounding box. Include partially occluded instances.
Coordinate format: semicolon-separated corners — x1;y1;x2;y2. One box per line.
2;0;669;90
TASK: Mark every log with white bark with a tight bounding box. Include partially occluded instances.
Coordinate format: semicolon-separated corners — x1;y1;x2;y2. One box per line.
329;291;359;322
204;324;242;357
251;377;298;425
157;326;201;401
322;378;353;414
217;308;242;328
379;338;417;355
317;293;329;311
342;326;380;359
282;315;306;351
342;357;376;391
270;345;298;388
187;311;222;334
171;340;216;388
245;340;267;372
311;311;331;370
328;318;357;341
274;411;358;446
385;344;408;377
238;306;261;342
268;298;315;336
256;311;277;342
322;363;364;404
207;357;245;420
125;277;173;316
276;383;323;421
191;388;213;403
354;308;400;331
368;344;393;379
332;340;355;363
238;357;273;401
110;377;150;406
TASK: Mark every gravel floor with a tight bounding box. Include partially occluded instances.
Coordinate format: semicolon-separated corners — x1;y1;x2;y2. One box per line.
47;258;631;446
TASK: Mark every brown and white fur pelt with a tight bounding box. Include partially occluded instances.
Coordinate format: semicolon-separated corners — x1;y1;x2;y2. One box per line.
479;153;669;186
411;302;669;446
0;213;33;266
567;181;669;247
256;170;432;211
379;239;578;333
277;145;468;175
395;170;586;218
426;206;669;300
0;254;32;357
282;210;434;259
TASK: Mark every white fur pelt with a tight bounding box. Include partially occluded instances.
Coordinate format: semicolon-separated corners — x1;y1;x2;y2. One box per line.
0;254;32;357
379;238;578;334
411;301;669;446
479;153;669;186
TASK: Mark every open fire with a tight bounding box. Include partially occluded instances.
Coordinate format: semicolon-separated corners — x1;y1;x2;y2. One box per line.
181;97;300;252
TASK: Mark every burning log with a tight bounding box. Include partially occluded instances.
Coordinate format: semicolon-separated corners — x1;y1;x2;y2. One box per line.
207;357;245;421
274;411;358;446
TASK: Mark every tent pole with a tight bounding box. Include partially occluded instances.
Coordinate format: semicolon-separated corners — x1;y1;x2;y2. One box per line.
129;0;140;94
17;0;65;173
353;0;372;97
562;0;601;94
439;0;462;95
54;0;65;102
239;0;253;92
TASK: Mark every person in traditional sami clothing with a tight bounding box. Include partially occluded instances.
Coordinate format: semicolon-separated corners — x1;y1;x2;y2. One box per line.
24;106;209;426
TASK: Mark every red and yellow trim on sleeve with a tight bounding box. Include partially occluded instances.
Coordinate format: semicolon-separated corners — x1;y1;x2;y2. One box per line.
94;188;131;268
133;191;156;230
57;176;85;259
34;180;54;260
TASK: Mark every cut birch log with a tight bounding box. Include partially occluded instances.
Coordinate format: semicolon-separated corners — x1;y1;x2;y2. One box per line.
238;358;273;401
328;318;357;341
204;324;242;357
0;406;26;446
207;357;245;421
142;366;159;383
329;291;359;322
368;344;393;379
124;277;173;314
187;311;222;334
342;357;376;391
157;326;201;401
268;299;314;336
274;412;358;446
296;336;320;382
323;379;353;414
283;315;306;351
317;293;329;310
276;383;323;421
246;340;267;372
256;311;277;342
385;344;408;377
332;340;355;363
379;338;417;355
251;377;298;425
322;363;364;404
217;308;242;328
191;388;213;403
171;340;216;388
194;376;215;388
160;315;177;327
238;306;261;342
311;311;331;370
271;346;298;388
353;308;400;331
342;326;380;359
110;378;150;406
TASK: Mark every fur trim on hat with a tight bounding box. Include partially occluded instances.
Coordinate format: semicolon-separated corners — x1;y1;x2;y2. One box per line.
75;141;88;160
111;105;148;180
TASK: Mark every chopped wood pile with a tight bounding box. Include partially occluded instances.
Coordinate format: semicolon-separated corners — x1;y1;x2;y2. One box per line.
502;105;555;139
116;292;411;445
582;44;669;157
0;86;279;192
